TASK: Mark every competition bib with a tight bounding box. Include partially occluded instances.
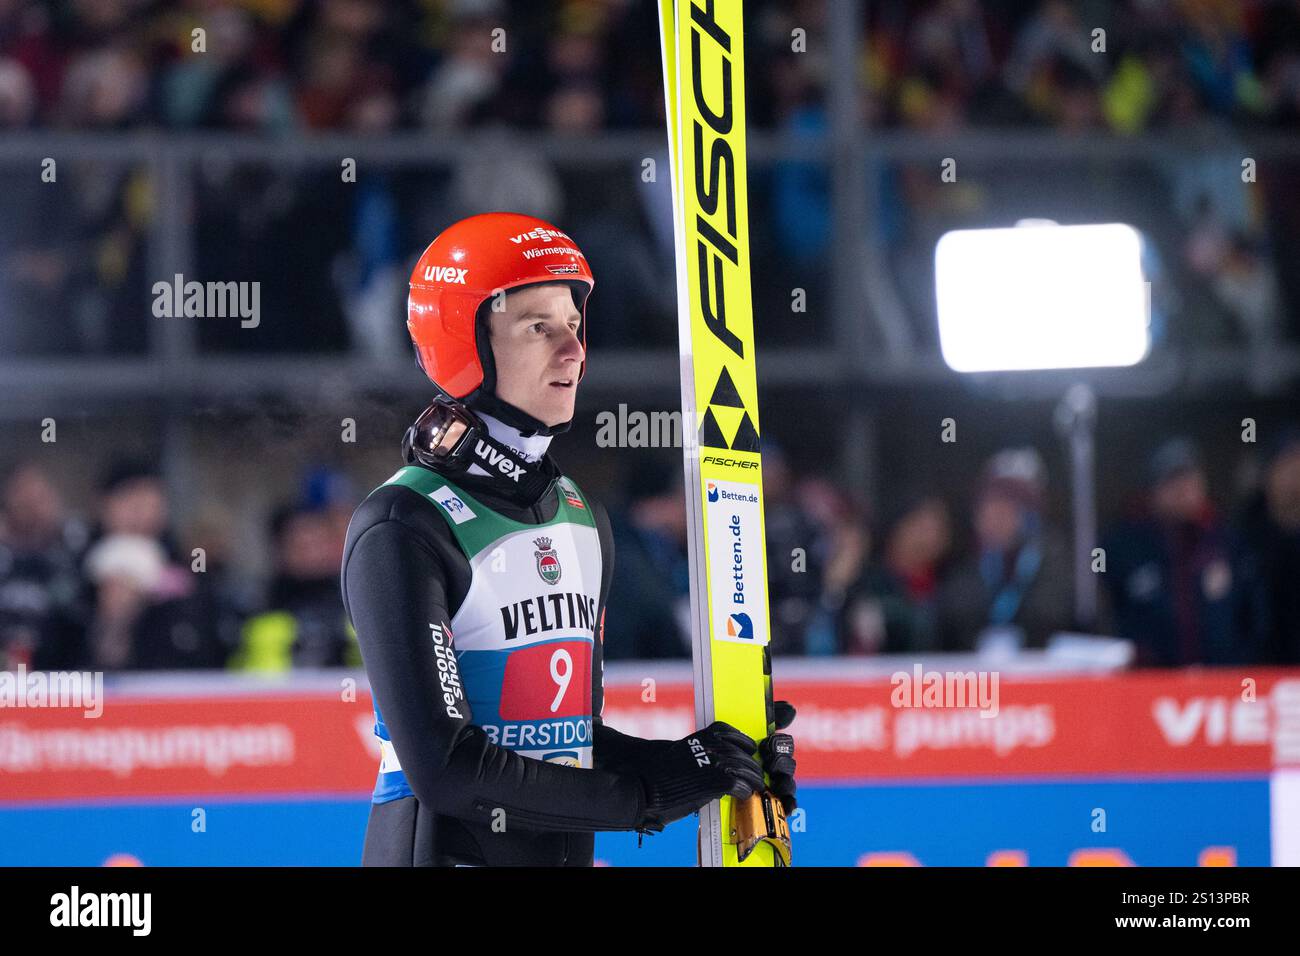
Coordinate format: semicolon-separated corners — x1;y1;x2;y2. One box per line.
370;468;601;802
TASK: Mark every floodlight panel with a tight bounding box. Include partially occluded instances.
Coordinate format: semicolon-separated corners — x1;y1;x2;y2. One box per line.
934;223;1150;373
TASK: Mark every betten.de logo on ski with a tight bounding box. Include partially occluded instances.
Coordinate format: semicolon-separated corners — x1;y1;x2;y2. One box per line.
703;479;770;647
727;612;753;639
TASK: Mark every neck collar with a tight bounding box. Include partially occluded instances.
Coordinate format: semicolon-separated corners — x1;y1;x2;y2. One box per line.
466;412;553;476
402;399;559;506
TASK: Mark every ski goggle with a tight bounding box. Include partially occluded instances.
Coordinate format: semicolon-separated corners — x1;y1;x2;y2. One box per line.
407;399;477;462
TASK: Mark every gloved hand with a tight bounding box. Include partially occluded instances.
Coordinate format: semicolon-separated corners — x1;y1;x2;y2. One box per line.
626;721;767;832
761;700;797;814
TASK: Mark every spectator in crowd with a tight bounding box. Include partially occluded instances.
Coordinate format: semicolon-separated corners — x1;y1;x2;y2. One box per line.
84;532;232;671
0;461;90;669
762;444;829;655
938;448;1074;652
82;461;223;670
1179;1;1261;119
797;475;872;656
161;506;253;669
59;45;150;129
0;150;152;357
1258;0;1300;127
1238;427;1300;663
338;81;407;362
161;4;296;131
839;492;952;655
1;0;1298;136
1002;0;1102;116
229;503;359;672
0;55;36;127
88;461;181;560
299;464;361;550
1102;437;1267;667
603;458;690;660
83;532;170;670
416;4;509;130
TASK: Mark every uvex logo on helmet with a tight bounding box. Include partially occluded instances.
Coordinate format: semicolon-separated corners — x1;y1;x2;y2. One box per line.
422;266;468;284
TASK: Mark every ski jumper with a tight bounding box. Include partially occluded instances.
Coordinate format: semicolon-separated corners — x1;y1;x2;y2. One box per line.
342;458;650;866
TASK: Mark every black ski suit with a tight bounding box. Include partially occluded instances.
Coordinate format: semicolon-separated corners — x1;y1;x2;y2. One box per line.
341;455;656;866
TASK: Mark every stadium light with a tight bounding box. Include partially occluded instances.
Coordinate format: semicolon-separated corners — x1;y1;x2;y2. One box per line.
934;221;1150;373
933;221;1153;638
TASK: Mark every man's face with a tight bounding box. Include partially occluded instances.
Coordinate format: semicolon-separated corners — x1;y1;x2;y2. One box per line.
1152;469;1208;523
895;499;951;566
102;478;168;538
279;511;344;581
486;283;584;427
975;493;1022;551
3;465;62;540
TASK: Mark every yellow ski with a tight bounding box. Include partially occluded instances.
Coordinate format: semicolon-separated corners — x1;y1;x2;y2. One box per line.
658;0;789;867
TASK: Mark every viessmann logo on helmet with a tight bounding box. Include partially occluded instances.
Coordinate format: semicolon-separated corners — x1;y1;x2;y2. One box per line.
508;228;571;244
422;265;468;284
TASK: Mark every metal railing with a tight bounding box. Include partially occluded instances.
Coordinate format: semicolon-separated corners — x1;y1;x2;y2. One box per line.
2;127;1298;412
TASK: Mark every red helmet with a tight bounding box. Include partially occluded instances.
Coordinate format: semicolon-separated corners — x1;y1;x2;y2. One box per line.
407;212;595;400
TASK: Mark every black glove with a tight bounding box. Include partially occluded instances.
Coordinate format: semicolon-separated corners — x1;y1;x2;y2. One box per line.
761;700;797;814
626;721;767;832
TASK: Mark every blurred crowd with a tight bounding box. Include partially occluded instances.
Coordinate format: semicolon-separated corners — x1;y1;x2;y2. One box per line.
3;427;1298;674
4;0;1300;358
605;433;1300;667
1;2;1298;674
866;0;1300;132
0;458;360;673
2;0;1299;133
